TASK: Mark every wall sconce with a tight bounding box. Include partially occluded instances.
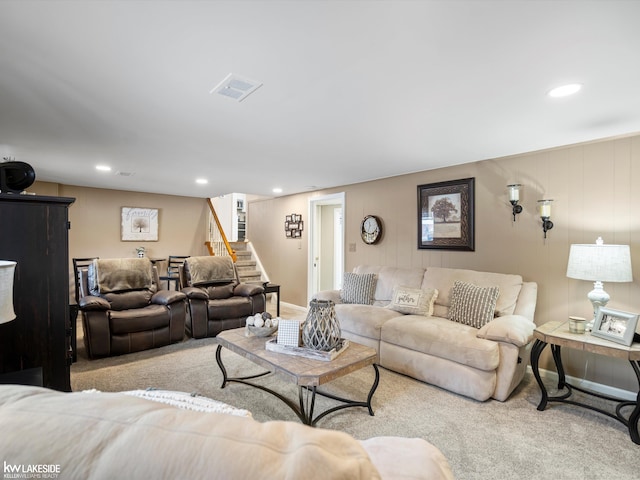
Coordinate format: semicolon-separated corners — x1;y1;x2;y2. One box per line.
538;199;553;238
0;260;17;324
507;184;522;221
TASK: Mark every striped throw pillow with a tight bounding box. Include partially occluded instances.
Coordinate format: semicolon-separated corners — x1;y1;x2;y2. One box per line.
448;281;499;328
341;273;377;305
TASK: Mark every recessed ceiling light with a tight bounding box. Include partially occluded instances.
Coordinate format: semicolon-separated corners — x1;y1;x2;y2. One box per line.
547;83;582;98
196;178;208;185
272;187;283;194
95;165;111;172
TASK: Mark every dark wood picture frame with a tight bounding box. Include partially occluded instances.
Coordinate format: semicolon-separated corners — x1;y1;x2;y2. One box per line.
417;177;475;251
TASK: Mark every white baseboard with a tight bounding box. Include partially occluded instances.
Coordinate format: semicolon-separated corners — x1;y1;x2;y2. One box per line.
531;366;636;401
280;301;307;314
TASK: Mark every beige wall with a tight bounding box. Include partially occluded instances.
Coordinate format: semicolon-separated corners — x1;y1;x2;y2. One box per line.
248;133;640;392
31;182;210;299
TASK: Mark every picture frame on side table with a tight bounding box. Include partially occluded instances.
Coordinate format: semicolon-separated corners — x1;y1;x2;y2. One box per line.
591;307;638;346
121;207;159;241
417;177;475;251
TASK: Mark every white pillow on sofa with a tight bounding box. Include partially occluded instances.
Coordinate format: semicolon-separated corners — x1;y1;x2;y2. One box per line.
386;285;438;316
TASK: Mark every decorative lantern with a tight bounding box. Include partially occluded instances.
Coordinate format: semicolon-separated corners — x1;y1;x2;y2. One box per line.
302;299;341;351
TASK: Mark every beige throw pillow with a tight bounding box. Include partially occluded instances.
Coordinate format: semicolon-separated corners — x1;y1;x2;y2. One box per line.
386;286;438;316
448;281;499;328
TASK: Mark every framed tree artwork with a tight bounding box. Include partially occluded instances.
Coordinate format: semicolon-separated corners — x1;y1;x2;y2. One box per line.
417;177;475;251
121;207;159;241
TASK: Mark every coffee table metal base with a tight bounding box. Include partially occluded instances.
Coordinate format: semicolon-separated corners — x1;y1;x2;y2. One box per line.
215;344;379;427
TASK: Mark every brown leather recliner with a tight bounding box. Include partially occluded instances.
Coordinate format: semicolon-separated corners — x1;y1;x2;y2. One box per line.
180;256;265;338
78;258;187;359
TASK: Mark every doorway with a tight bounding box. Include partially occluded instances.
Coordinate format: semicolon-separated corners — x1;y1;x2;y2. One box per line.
307;193;345;302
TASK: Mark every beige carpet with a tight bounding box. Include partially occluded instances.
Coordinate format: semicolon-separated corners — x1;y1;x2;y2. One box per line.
72;324;639;480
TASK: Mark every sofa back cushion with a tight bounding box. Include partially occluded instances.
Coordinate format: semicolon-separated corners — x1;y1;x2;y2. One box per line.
87;258;156;310
422;267;522;318
89;258;154;294
354;265;425;306
184;256;237;286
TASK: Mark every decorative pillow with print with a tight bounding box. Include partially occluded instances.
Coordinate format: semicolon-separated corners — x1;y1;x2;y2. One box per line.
448;281;500;328
386;285;438;316
341;272;377;305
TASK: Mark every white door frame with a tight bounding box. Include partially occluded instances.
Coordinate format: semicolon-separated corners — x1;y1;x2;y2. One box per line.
307;192;345;303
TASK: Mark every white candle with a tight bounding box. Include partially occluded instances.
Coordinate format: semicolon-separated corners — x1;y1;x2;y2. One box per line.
539;203;551;218
509;186;519;202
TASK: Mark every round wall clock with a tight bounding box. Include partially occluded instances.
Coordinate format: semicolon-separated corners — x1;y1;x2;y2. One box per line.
361;215;382;244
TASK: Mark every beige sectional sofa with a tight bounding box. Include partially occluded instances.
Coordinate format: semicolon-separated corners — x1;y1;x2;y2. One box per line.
0;385;454;480
315;265;538;402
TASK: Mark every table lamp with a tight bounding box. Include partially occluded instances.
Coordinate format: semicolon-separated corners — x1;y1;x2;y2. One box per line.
566;237;632;329
0;260;17;324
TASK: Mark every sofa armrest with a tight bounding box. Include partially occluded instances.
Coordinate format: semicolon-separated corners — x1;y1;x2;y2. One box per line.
79;295;111;311
313;290;343;304
476;314;535;347
152;290;187;306
182;286;209;300
234;283;264;297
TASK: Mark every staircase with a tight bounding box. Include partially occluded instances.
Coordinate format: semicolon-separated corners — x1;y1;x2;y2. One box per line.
230;241;263;283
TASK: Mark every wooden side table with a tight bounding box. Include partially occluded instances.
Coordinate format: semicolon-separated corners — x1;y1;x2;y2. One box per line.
263;283;280;316
531;320;640;444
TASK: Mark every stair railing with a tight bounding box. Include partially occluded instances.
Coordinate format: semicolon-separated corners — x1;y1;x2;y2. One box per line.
206;198;237;262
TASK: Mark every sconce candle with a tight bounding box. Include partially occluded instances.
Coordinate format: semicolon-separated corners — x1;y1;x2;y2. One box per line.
539;201;552;218
508;184;520;202
507;184;523;221
537;199;554;238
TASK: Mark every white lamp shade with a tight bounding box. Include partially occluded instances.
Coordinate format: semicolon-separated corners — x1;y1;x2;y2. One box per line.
566;241;632;282
0;260;17;324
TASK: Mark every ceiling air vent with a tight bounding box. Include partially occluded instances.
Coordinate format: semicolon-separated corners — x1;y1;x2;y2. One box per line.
116;171;135;177
210;73;263;102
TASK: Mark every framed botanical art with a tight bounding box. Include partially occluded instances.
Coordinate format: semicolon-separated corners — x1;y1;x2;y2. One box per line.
417;177;475;251
591;307;638;346
121;207;159;241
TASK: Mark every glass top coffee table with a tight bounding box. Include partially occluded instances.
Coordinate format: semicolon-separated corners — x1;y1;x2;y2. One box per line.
215;327;379;427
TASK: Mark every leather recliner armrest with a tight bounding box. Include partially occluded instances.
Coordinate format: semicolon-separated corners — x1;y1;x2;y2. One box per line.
182;286;209;300
152;290;187;306
234;283;264;297
79;295;111;311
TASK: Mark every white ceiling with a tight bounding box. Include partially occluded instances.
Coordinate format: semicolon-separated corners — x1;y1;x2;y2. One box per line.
1;1;639;199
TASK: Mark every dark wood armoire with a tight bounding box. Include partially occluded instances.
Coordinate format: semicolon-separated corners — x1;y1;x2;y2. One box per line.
0;194;75;391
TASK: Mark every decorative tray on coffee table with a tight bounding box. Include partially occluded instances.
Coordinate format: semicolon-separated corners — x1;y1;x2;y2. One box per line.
265;338;350;362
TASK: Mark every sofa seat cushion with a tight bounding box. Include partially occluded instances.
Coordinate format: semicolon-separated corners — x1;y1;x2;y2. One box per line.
335;303;403;340
109;305;169;334
207;296;253;319
354;265;425;303
422;267;523;318
381;316;500;371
